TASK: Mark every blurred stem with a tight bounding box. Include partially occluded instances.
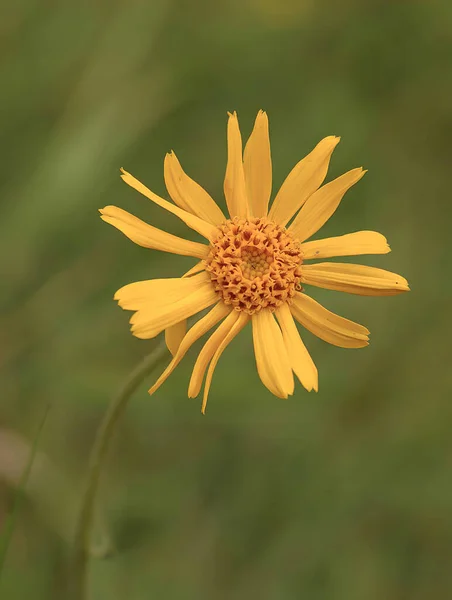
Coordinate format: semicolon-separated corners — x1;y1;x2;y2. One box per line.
0;405;51;584
70;343;168;600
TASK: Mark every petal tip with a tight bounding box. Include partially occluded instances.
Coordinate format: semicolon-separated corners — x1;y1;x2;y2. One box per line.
132;331;148;340
328;135;341;147
396;278;410;292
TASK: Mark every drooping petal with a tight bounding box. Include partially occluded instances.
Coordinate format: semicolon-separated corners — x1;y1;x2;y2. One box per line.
164;152;225;225
164;264;210;354
275;303;318;392
201;312;249;413
252;309;294;398
290;292;369;348
115;271;210;311
243;110;272;218
131;282;219;339
224;112;249;219
149;302;230;396
120;168;216;241
188;310;241;398
301;230;390;260
165;320;187;356
268;136;340;227
100;206;209;259
301;263;410;296
289;168;366;242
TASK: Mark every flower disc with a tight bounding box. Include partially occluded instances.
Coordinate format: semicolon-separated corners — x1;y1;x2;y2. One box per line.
205;217;303;314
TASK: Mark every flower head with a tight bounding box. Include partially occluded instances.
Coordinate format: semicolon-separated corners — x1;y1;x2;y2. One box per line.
100;111;409;413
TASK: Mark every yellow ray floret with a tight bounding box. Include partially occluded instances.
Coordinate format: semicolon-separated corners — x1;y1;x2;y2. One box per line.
300;263;410;296
164;152;225;225
243;110;272;218
120;168;217;240
100;205;208;258
301;231;390;260
224;112;249;219
252;309;294;398
188;310;244;399
289;168;367;242
201;311;249;414
276;303;318;392
164;320;187;357
269;135;340;227
149;303;231;397
290;293;369;348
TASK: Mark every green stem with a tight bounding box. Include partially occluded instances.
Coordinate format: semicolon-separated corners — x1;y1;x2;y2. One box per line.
70;343;168;600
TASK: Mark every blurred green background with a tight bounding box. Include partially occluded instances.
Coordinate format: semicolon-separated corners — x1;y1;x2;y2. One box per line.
1;0;451;598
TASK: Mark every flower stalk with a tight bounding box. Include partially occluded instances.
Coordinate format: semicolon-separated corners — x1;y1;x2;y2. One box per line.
70;343;168;600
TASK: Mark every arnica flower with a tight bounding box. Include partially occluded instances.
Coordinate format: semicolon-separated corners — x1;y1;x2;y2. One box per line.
100;111;410;413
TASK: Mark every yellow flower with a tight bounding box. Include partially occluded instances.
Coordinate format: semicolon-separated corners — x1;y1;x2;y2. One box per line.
100;111;410;413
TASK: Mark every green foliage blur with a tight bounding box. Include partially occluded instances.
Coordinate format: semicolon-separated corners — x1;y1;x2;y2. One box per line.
1;0;451;598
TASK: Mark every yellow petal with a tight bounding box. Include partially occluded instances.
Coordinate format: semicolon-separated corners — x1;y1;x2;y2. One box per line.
252;309;294;398
201;312;249;414
100;206;208;259
148;302;230;396
290;292;369;348
289;168;366;242
164;152;225;225
301;262;410;296
223;112;249;219
131;282;218;339
120;168;217;241
243;110;272;218
165;263;212;354
115;271;210;311
165;320;187;356
268;136;340;226
188;310;241;398
275;303;318;392
301;230;390;260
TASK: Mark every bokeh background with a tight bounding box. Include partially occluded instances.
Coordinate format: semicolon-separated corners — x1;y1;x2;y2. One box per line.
1;0;451;598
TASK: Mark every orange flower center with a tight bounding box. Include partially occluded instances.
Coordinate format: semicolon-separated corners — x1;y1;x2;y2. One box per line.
205;217;303;314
